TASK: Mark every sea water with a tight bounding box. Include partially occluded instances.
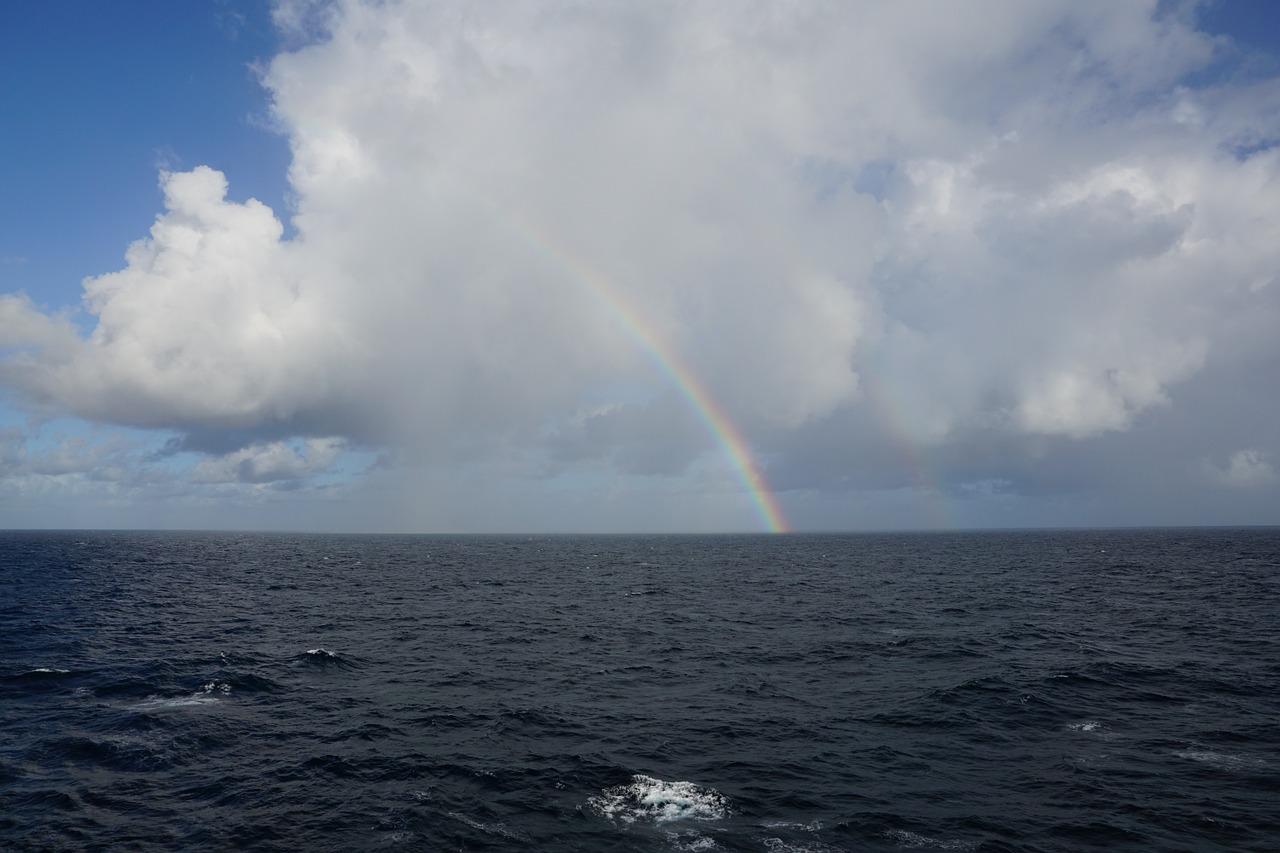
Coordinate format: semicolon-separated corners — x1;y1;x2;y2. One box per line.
1;529;1277;851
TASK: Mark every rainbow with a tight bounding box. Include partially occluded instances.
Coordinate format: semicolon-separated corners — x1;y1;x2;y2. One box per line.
492;212;790;534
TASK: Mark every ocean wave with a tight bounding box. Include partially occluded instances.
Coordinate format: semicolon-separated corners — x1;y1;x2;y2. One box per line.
665;829;723;851
761;820;825;832
446;811;531;843
293;648;360;670
1066;720;1105;733
1173;749;1269;772
218;672;286;693
886;828;978;849
763;838;840;852
4;529;1278;851
5;667;73;683
131;693;221;711
588;774;731;826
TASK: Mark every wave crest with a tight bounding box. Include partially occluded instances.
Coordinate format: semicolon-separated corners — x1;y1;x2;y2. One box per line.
588;774;731;826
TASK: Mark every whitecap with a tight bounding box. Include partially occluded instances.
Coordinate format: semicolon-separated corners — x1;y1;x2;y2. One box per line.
446;811;530;842
762;820;824;832
1173;749;1267;772
666;829;721;850
763;839;839;852
886;829;978;849
299;648;355;669
132;693;220;711
1066;720;1104;732
13;667;72;678
588;775;731;826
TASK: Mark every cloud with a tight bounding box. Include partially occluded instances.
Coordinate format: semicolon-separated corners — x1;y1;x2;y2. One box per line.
0;424;173;492
190;437;344;484
1207;449;1277;488
1;0;1279;526
0;167;357;432
0;423;364;532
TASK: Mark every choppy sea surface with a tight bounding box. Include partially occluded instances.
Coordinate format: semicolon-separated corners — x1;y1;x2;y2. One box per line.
1;529;1278;851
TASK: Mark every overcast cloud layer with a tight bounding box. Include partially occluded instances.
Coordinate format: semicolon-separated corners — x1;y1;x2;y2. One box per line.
1;0;1278;531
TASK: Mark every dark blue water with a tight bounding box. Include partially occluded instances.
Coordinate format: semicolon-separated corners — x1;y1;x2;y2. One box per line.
1;529;1278;851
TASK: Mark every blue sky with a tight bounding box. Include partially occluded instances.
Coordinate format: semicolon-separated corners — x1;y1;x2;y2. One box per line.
2;1;1279;532
1;2;288;308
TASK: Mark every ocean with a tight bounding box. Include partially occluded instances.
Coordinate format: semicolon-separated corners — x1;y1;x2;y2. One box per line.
1;528;1277;851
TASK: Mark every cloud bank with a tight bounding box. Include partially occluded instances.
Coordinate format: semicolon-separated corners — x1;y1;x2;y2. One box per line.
2;0;1278;528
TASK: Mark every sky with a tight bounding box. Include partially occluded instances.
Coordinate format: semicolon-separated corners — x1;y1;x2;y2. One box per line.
1;0;1278;533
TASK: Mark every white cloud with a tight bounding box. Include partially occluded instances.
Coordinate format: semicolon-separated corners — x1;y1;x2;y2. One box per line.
1;0;1279;526
190;437;344;483
0;425;176;499
0;167;357;432
1207;449;1277;488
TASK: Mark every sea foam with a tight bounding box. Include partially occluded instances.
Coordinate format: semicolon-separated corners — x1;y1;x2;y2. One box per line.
588;774;731;826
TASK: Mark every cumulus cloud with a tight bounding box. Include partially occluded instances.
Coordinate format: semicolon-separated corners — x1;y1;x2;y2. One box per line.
2;0;1279;525
0;167;356;432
